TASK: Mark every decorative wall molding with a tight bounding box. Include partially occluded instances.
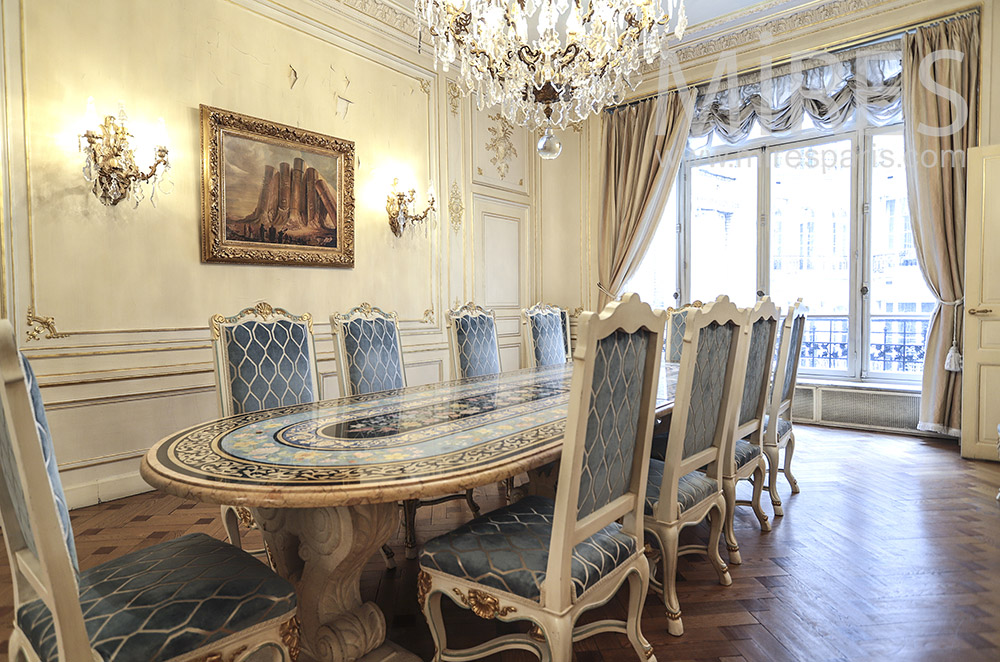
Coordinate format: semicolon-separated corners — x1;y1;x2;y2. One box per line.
419;78;431;94
25;308;69;342
448;180;464;233
421;307;435;324
447;81;462;115
325;0;419;38
485;113;517;180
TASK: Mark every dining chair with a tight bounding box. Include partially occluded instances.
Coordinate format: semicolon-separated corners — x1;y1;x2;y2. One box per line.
763;299;808;517
559;307;572;360
0;320;299;662
418;293;666;662
721;297;780;565
331;302;480;561
644;295;751;636
210;301;319;553
522;302;571;367
664;300;704;363
446;302;501;379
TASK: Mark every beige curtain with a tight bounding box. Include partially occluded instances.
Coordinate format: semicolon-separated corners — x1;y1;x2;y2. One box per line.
903;13;979;436
599;90;696;306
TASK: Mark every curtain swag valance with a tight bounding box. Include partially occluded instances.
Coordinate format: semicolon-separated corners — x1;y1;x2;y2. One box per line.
691;45;903;144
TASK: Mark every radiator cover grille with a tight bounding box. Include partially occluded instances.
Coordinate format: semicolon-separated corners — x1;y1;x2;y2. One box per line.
792;387;815;421
820;389;920;431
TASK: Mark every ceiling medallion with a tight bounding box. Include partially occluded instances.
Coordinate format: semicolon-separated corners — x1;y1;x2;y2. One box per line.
415;0;687;157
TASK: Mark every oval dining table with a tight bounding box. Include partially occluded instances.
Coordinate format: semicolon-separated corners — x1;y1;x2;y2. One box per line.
141;361;679;662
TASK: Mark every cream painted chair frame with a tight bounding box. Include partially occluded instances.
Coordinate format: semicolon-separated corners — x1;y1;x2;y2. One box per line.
210;301;320;554
446;302;502;380
521;302;572;368
419;293;666;662
0;320;297;662
664;300;704;363
646;295;751;636
763;299;807;517
331;303;479;561
721;298;781;565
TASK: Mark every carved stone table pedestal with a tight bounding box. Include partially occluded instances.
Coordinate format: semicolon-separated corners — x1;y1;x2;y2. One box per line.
254;503;421;662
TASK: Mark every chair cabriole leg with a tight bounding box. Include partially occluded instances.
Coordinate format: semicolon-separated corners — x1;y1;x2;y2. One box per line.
707;501;733;587
784;432;800;493
721;476;741;565
750;462;771;531
763;444;783;517
625;563;657;661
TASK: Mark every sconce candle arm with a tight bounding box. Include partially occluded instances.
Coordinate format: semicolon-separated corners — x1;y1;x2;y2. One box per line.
387;178;436;237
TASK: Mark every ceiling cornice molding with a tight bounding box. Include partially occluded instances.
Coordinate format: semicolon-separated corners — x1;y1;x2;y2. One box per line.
645;0;922;72
304;0;419;40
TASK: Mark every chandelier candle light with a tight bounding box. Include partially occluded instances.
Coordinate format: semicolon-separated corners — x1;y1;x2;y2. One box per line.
79;100;172;207
415;0;687;158
387;178;436;237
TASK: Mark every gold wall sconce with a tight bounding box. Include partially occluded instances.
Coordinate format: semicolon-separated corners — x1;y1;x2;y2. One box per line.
79;101;171;207
387;178;435;237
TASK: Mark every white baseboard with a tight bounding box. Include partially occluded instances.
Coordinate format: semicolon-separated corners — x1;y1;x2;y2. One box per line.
64;469;153;510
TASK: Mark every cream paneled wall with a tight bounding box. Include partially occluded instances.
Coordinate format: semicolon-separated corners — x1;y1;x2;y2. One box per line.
0;0;540;507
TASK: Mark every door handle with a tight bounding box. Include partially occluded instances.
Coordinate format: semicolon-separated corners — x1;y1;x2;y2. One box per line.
968;307;994;316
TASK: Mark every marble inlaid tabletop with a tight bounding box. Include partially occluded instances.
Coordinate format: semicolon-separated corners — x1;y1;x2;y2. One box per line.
142;362;679;509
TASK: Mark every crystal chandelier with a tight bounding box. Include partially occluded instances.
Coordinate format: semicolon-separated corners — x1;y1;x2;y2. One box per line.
415;0;688;139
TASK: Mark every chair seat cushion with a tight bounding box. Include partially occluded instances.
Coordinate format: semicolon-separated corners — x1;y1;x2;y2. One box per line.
734;439;762;468
645;459;719;516
17;533;296;662
419;495;636;602
762;414;793;440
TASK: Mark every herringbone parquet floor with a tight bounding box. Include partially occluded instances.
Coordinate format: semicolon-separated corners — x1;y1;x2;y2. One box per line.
2;425;999;661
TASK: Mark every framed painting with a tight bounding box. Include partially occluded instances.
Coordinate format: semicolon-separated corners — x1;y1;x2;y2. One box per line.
200;105;355;267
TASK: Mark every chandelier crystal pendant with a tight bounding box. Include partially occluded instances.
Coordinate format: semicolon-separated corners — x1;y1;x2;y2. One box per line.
415;0;687;148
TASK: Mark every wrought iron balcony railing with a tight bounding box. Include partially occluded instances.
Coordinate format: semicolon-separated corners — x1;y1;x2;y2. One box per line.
800;314;930;374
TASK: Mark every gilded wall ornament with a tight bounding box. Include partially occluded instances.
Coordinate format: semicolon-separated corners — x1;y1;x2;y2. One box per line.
448;180;464;233
447;81;462;115
485;113;517;180
418;79;431;94
25;307;69;342
452;587;516;619
421;307;435;324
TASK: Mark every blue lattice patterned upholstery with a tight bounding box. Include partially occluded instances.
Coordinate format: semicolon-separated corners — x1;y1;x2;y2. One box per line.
222;319;315;414
454;314;500;378
733;439;762;469
682;321;736;459
559;308;571;357
762;414;793;440
738;318;775;426
577;329;649;518
644;459;719;516
528;311;568;367
342;317;405;394
781;315;805;401
16;533;297;662
0;356;78;574
419;495;635;602
666;309;690;363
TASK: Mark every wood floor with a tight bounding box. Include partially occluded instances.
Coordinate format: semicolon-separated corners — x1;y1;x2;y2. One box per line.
2;425;999;661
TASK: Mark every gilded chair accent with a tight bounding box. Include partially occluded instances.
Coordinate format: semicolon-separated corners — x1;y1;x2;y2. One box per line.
447;302;501;379
331;303;480;561
210;302;319;554
644;295;751;636
664;301;704;363
721;298;780;565
763;299;808;517
522;303;570;368
419;293;666;662
0;321;298;662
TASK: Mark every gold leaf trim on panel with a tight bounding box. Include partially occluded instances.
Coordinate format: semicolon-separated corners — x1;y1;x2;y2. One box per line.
419;79;431;94
448;181;464;233
447;81;462;115
485;113;517;180
421;308;435;324
25;308;69;342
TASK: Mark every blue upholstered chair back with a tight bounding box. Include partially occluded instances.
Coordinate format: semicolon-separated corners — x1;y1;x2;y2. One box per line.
448;304;501;379
524;304;569;367
682;320;740;459
211;304;318;416
781;314;806;401
576;327;653;518
666;302;702;363
0;353;78;575
738;316;779;427
332;305;406;396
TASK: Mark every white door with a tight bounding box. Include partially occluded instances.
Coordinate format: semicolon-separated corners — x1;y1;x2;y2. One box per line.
961;145;1000;460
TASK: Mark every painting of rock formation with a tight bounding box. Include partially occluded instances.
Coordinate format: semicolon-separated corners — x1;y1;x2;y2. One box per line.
222;133;340;248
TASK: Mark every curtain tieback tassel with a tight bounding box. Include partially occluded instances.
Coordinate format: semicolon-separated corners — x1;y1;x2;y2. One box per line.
943;298;963;373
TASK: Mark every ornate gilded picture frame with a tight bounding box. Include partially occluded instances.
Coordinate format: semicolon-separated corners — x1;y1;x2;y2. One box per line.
200;105;355;267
